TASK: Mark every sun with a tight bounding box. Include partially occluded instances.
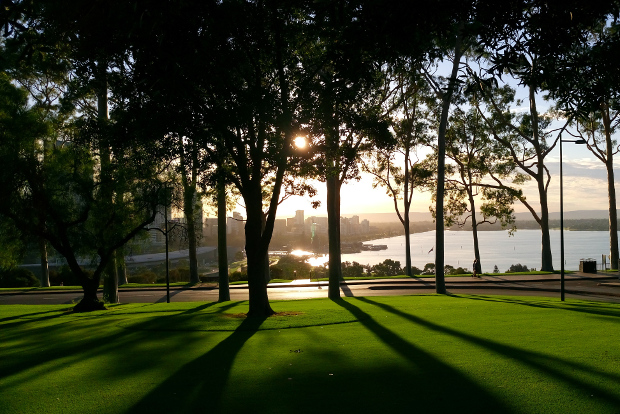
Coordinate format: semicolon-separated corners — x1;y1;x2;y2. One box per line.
294;136;307;149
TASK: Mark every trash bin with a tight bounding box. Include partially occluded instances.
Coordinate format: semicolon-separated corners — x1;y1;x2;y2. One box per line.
579;259;597;273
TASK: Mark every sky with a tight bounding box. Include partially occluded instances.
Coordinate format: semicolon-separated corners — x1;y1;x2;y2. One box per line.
274;104;619;220
275;147;617;219
228;61;620;221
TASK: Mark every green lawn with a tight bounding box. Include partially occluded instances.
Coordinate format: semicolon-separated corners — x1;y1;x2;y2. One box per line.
1;295;619;414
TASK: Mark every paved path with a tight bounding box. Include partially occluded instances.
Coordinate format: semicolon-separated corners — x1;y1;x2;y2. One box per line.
1;272;618;305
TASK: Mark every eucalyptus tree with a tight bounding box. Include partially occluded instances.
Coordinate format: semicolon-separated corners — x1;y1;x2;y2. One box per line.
441;99;519;273
198;0;312;315
475;1;620;271
0;70;164;311
543;16;620;272
0;0;167;310
363;63;434;277
300;0;394;299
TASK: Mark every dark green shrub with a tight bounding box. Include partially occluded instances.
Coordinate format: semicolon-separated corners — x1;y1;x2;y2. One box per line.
0;267;40;288
229;270;248;282
372;259;403;276
49;265;83;286
167;267;190;283
128;270;158;284
269;266;284;279
506;263;529;273
342;261;365;278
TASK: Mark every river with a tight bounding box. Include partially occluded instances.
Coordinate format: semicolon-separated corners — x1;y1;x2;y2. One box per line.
305;230;618;273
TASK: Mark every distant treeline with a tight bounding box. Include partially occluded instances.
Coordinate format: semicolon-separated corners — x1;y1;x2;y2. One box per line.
386;219;619;234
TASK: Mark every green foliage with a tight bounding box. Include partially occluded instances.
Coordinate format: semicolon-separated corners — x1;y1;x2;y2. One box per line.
229;270;248;282
270;255;312;280
127;271;158;284
164;267;191;283
0;267;40;287
422;262;436;275
444;265;469;275
49;265;85;286
371;259;403;276
506;263;530;273
341;261;366;278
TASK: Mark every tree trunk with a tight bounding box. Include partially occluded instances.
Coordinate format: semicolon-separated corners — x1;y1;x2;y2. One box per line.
244;194;274;318
469;193;482;273
185;192;200;284
538;179;554;271
116;249;127;285
39;237;50;287
327;174;342;299
403;147;412;276
103;256;119;304
97;64;119;303
74;275;105;312
434;26;463;294
217;173;230;301
404;215;412;276
606;156;619;272
181;155;200;284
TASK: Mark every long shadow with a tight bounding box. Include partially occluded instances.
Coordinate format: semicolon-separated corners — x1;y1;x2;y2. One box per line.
358;297;620;407
0;307;72;324
451;293;620;318
130;315;266;413
128;301;244;332
0;308;72;330
340;283;355;297
331;298;512;413
154;288;185;303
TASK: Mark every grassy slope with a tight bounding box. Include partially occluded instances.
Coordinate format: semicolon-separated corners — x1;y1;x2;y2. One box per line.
1;296;619;414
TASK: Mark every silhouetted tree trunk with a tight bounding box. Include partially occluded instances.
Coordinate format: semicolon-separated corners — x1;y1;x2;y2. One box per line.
327;173;343;299
430;24;464;294
39;237;50;287
217;173;230;301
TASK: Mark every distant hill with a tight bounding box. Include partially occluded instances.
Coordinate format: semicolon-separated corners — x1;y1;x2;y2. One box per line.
514;210;610;220
351;210;611;224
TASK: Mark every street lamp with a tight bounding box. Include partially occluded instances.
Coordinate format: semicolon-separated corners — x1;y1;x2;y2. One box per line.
560;136;586;301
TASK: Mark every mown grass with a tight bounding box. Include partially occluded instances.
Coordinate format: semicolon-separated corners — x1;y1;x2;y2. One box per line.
1;295;619;414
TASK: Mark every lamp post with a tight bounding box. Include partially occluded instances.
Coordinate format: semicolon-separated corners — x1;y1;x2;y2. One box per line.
145;188;175;303
560;136;586;301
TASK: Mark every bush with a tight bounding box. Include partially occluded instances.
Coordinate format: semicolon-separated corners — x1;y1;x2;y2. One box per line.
342;261;366;278
229;270;248;282
422;263;435;275
371;259;402;276
166;267;190;283
49;265;83;286
506;263;529;273
0;267;40;288
269;266;284;279
128;270;158;284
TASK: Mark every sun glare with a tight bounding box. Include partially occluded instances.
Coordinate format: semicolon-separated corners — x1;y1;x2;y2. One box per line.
294;136;307;149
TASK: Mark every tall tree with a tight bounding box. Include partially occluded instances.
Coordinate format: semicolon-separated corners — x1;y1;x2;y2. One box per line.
363;63;433;276
543;16;620;272
302;0;391;299
440;98;518;273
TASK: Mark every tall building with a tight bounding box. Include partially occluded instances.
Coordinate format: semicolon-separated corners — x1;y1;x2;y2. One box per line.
295;210;304;226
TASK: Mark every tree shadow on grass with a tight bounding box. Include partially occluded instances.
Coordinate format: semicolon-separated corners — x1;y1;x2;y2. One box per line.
450;293;620;318
331;297;513;413
129;315;267;413
357;296;620;409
